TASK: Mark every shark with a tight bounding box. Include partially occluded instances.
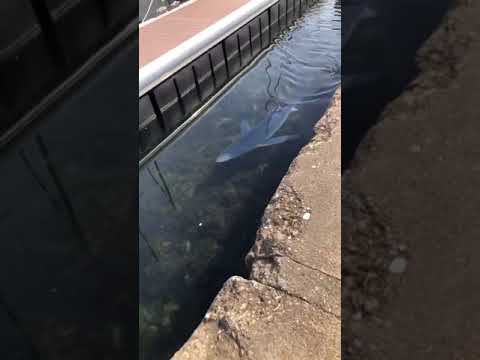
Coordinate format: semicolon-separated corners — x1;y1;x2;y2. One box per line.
216;104;299;163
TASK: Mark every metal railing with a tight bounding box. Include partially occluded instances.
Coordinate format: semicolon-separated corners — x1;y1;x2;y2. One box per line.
139;0;320;162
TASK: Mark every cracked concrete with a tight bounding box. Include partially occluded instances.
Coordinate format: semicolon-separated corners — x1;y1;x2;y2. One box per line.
173;277;339;360
250;255;340;317
173;89;341;359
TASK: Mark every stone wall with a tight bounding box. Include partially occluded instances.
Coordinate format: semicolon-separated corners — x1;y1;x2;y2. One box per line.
342;0;480;358
173;89;341;360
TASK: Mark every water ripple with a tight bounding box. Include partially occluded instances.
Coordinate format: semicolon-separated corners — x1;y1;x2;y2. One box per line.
264;0;341;106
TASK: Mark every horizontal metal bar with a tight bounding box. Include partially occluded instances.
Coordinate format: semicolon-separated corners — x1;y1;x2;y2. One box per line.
139;0;278;97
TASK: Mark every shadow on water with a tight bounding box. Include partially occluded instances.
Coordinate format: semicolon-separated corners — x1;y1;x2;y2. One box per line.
0;38;138;359
342;0;453;170
139;0;340;358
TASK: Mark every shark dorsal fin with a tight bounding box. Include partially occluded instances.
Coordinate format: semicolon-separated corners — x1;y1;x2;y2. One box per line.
266;105;299;139
240;120;252;136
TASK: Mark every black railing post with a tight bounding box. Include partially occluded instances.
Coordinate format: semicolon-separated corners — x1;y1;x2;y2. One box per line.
258;16;263;47
191;65;203;101
172;78;186;116
278;3;281;31
285;0;288;28
248;25;254;57
236;33;243;67
268;8;272;43
221;41;231;79
148;92;167;132
208;53;218;90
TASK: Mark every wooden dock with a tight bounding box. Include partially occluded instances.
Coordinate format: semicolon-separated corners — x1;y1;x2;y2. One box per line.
139;0;250;68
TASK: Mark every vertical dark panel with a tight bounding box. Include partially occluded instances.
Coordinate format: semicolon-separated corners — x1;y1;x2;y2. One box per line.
225;33;241;76
208;53;218;89
286;0;294;26
139;95;156;127
270;3;280;38
260;10;271;49
0;21;139;359
154;78;184;132
237;33;243;67
139;95;167;158
192;54;215;100
174;67;201;116
238;25;253;65
249;18;262;56
279;0;287;31
210;44;228;87
191;65;203;101
294;0;301;18
221;40;231;79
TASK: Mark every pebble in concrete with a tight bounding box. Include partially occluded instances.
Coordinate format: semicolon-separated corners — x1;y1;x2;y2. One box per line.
388;257;408;274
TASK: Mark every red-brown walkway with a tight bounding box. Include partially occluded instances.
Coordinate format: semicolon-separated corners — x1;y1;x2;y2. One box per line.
139;0;250;68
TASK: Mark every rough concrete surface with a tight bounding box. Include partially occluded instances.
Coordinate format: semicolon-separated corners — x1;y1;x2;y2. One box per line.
342;0;480;359
172;277;339;360
173;89;341;360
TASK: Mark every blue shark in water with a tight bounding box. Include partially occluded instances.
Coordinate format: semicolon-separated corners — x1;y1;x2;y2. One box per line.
216;105;299;163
